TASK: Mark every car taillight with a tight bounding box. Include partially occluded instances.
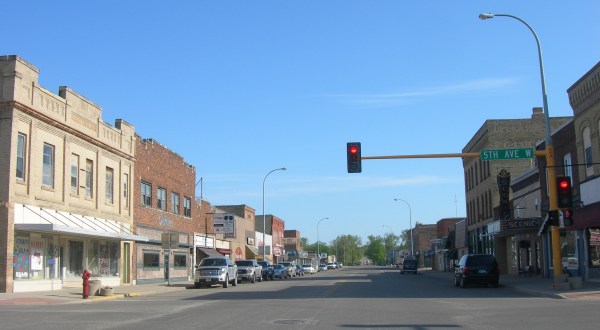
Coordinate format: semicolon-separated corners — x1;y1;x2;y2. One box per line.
462;267;469;274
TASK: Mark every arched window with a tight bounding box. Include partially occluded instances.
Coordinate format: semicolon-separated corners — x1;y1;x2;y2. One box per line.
583;127;593;177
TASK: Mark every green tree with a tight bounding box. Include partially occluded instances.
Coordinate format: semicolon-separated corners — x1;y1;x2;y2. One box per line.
365;235;386;264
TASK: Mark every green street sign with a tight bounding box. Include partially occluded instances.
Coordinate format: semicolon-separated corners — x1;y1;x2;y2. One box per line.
480;148;534;161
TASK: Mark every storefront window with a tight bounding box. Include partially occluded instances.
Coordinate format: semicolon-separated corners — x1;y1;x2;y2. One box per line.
68;240;84;277
13;236;30;279
560;230;578;269
143;251;160;268
589;229;600;267
87;240;120;277
174;253;187;269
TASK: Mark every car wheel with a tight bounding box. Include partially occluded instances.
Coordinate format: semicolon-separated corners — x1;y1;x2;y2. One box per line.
258;275;263;282
223;276;229;288
232;275;238;286
251;274;256;283
454;276;459;287
194;282;202;289
460;277;467;288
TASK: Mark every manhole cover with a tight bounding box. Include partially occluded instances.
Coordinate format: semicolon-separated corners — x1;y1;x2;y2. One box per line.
273;320;306;325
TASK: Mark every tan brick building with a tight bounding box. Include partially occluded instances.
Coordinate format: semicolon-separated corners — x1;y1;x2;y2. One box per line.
462;108;571;273
216;205;258;261
133;137;196;284
0;55;146;293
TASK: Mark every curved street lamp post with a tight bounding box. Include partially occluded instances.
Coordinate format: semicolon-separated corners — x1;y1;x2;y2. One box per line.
262;167;286;261
479;13;561;277
394;198;413;257
317;217;329;264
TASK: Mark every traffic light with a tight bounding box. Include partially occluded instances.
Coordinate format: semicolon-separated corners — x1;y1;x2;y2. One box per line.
556;176;573;209
547;210;559;227
562;209;573;227
347;142;362;173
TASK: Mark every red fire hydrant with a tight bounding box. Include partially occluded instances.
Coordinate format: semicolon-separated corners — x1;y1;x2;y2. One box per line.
82;269;91;299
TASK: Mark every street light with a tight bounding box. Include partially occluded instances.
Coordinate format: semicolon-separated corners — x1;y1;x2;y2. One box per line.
317;217;329;263
479;13;561;277
262;167;286;261
394;198;413;257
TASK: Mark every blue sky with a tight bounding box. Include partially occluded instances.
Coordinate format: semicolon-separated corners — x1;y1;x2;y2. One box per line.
4;1;599;245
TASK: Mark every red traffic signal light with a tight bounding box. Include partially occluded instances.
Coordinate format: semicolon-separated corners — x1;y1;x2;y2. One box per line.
347;142;362;173
556;176;573;209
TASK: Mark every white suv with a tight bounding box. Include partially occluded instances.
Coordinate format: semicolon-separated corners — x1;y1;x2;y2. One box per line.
195;257;238;288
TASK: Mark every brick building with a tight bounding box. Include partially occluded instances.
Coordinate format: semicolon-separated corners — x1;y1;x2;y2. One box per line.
0;55;146;293
256;215;286;263
134;137;196;284
462;108;571;273
412;222;437;268
216;205;258;261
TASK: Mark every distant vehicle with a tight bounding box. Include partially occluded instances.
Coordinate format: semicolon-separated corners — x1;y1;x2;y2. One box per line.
302;264;315;274
335;262;343;269
318;264;328;272
295;264;305;276
327;262;337;270
194;257;238;288
257;261;274;280
278;262;296;277
235;260;263;283
454;254;500;288
272;264;289;279
400;259;418;274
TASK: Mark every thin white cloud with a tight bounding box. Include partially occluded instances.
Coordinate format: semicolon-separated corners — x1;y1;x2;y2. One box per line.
329;78;517;108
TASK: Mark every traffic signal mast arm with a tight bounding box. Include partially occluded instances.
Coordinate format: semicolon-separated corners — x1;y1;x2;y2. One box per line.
360;150;546;160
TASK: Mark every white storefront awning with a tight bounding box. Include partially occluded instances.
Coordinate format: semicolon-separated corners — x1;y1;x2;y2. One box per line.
14;203;148;242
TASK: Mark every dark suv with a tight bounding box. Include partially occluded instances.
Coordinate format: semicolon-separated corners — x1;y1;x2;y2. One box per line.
454;254;499;288
400;259;418;274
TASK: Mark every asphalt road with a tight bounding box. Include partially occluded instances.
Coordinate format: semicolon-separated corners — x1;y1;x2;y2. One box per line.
1;266;599;329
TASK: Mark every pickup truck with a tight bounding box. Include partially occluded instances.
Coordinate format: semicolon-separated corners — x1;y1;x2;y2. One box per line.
235;260;263;283
194;257;238;288
257;261;275;280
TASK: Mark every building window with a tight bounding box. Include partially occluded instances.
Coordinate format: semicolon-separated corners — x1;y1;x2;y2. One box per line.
141;181;152;206
157;187;167;210
70;154;79;194
85;159;94;197
173;253;187;269
42;143;55;188
16;133;27;181
171;192;180;214
142;250;160;268
183;197;191;217
105;167;114;204
123;173;129;209
583;127;593;177
563;153;572;181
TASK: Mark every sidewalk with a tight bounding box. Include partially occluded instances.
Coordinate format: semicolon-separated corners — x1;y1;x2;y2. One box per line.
0;281;194;306
420;269;600;299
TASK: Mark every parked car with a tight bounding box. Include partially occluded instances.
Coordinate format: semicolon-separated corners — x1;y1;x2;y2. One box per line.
235;259;263;283
302;264;315;274
257;261;274;280
335;262;343;269
194;257;238;288
400;259;418;274
295;264;305;276
327;262;337;270
318;264;328;272
272;264;289;279
278;262;296;277
454;254;500;288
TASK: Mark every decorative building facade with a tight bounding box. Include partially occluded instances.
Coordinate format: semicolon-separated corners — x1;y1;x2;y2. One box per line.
0;55;146;293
